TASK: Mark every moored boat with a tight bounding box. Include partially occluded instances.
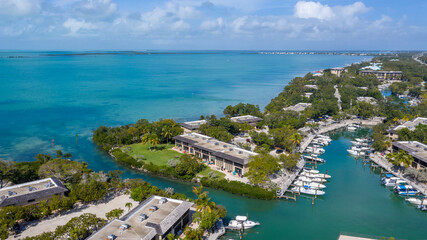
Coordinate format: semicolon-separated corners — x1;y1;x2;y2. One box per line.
291;186;325;196
226;216;260;230
293;180;326;189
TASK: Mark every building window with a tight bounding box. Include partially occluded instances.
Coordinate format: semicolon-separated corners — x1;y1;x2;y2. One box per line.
27;199;36;203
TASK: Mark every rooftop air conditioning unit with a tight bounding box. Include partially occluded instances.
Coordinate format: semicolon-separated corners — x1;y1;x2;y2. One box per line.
149;206;158;212
223;145;227;148
45;182;54;188
28;186;36;191
138;214;148;222
238;151;243;154
120;224;130;230
159;198;167;204
229;148;233;151
215;142;219;145
202;137;206;140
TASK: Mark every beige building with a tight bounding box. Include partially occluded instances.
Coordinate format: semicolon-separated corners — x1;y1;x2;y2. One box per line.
330;67;347;77
392;141;427;169
0;177;67;208
388;117;427;139
230;115;262;126
283;103;312;113
179;120;207;132
173;133;258;175
88;195;192;240
360;70;403;81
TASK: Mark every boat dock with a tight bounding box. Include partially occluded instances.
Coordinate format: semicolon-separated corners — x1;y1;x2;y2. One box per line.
370;153;427;196
277;159;306;199
207;219;226;240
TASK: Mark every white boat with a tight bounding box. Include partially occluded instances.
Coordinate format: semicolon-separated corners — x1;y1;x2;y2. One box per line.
297;175;327;183
406;198;426;205
355;138;369;143
316;134;331;140
347;126;358;131
300;171;331;179
382;177;406;187
293;180;326;189
303;168;319;174
226;216;260;230
303;155;326;163
347;149;360;156
291;186;325;196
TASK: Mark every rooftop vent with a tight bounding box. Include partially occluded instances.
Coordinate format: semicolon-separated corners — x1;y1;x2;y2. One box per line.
28;186;36;192
195;135;199;138
120;224;130;230
202;137;206;140
238;151;243;154
107;234;117;240
159;198;168;204
223;145;227;148
149;206;158;212
8;191;17;196
45;182;54;188
214;142;219;145
138;214;148;222
229;148;233;151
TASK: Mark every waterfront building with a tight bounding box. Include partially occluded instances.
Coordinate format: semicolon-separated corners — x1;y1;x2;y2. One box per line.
179;120;207;132
230;115;262;126
392;141;427;169
388;117;427;139
173;132;258;175
330;67;347;77
0;177;67;208
283;103;312;113
359;70;403;81
304;84;318;90
88;195;192;240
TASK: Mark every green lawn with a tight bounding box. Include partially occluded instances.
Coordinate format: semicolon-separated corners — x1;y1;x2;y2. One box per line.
198;166;226;179
121;143;182;166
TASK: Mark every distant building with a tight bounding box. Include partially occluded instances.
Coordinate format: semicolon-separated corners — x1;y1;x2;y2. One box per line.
173;133;258;175
360;70;403;81
304;85;318;90
389;117;427;139
392;141;427;169
356;96;377;105
88;195;192;240
330;67;347;77
0;177;67;208
179;120;207;132
283;103;312;113
230;115;262;126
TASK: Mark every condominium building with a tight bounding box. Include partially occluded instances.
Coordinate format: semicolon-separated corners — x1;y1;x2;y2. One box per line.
173;133;258;175
88;196;192;240
360;70;403;81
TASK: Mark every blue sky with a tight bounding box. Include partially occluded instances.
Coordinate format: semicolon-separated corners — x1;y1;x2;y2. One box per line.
0;0;426;50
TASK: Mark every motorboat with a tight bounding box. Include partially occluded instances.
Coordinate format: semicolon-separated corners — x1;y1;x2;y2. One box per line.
300;171;331;179
382;177;406;187
305;147;325;155
291;186;325;196
226;216;260;230
303;168;319;174
303;155;326;163
316;134;331;140
418;205;427;211
293;180;326;189
347;149;361;156
406;197;426;205
297;176;327;183
394;185;419;196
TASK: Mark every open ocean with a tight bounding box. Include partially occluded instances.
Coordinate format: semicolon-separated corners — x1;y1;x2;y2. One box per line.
2;51;426;239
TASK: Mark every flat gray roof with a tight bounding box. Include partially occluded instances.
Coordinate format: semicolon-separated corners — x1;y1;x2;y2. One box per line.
392;141;427;163
88;195;192;240
0;177;67;207
230;115;262;124
174;133;258;165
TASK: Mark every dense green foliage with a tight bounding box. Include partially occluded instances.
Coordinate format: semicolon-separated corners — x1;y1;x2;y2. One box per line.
198;115;253;142
200;177;276;200
396;124;427;144
93;119;183;151
246;154;281;186
223;103;262;117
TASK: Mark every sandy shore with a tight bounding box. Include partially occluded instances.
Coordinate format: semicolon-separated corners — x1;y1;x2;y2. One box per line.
11;194;139;239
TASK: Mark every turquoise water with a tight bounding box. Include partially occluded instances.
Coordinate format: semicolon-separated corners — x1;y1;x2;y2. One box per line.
2;52;427;239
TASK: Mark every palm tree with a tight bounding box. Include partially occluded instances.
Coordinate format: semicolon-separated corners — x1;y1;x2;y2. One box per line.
141;134;150;145
387;150;414;171
149;134;160;148
290;132;303;153
384;140;392;150
125;202;133;211
163;127;172;145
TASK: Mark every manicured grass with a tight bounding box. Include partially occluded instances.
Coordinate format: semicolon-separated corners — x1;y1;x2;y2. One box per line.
198;166;226;179
121;143;182;166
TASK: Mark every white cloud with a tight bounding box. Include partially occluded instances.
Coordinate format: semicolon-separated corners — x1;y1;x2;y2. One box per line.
74;0;118;20
63;18;96;34
0;0;42;18
294;1;334;20
200;17;224;31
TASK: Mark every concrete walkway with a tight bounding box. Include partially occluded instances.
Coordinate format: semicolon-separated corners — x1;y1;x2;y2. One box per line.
207;219;226;240
334;85;342;112
370;153;427;196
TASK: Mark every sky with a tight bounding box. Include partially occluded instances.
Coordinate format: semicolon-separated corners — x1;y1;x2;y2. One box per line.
0;0;426;50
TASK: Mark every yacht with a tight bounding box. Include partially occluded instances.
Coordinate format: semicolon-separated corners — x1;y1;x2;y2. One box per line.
394;185;419;196
226;216;260;230
291;186;326;196
406;197;426;205
303;168;319;174
300;171;331;179
297;176;327;183
382;177;406;187
293;180;326;189
303;155;326;163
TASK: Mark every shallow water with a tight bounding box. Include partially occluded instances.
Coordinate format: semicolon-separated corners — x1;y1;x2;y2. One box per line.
3;52;426;239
